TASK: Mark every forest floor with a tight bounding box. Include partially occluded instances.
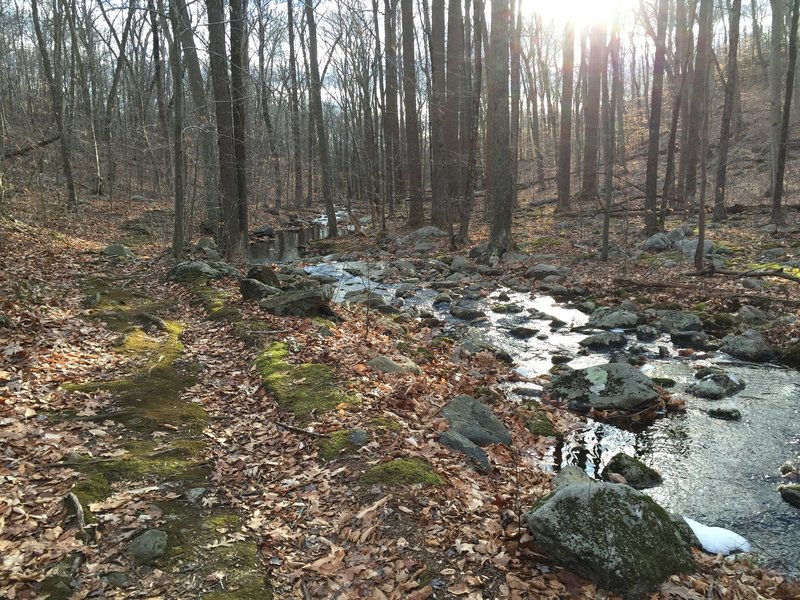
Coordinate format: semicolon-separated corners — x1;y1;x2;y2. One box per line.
1;184;799;600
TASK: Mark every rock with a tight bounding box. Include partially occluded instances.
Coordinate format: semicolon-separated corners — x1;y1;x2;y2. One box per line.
491;303;523;314
395;283;418;299
247;265;281;287
654;310;703;333
669;330;710;349
666;224;692;242
778;484;800;508
169;260;222;281
344;290;387;308
688;368;745;399
252;224;275;237
128;529;168;564
103;243;135;259
468;242;489;258
206;261;241;278
501;251;530;263
580;331;627;350
103;572;133;588
195;236;217;250
399;225;447;244
526;482;694;599
441;395;511;447
509;326;539;339
525;263;568;280
185;487;207;504
587;306;640;329
721;330;775;362
643;233;672;252
414;241;434;252
439;430;491;471
240;278;280;301
348;428;369;447
259;288;329;316
548;363;659;410
674;238;713;258
736;305;770;325
433;292;452;304
552;465;592;487
367;355;418;374
636;325;660;341
450;255;473;272
450;303;485;321
604;453;662;489
741;277;764;291
707;407;742;420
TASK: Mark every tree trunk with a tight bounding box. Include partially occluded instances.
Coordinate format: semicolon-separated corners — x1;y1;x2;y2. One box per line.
509;3;522;206
401;0;424;226
168;0;185;258
444;0;465;197
556;19;575;213
304;0;338;236
602;18;621;261
430;0;450;227
768;0;785;198
384;0;400;216
713;0;741;222
581;22;606;198
257;3;283;210
288;0;304;207
644;0;669;234
230;0;248;241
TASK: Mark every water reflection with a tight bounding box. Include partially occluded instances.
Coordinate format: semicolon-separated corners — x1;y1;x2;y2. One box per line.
248;225;329;264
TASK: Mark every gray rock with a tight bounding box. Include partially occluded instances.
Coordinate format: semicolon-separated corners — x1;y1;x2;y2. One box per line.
395;283;418;299
185;487;207;504
206;261;241;278
588;306;640;329
195;237;217;250
741;278;764;291
399;225;447;244
526;482;694;599
240;278;280;301
654;310;703;333
778;484;800;508
128;529;168;564
501;251;530;263
721;330;775;362
348;428;369;447
548;363;659;410
252;224;275;237
736;305;770;325
169;260;222;281
604;453;662;489
666;224;693;242
669;330;710;349
642;233;672;252
509;326;539;339
344;290;387;308
674;238;712;258
636;325;660;341
662;259;679;269
491;303;523;314
552;465;591;487
103;243;135;259
441;395;511;447
259;288;329;316
525;263;568;280
439;430;490;470
433;292;452;305
688;368;745;399
247;265;281;287
103;572;133;588
580;331;627;350
367;355;419;374
450;303;485;321
450;255;473;272
707;407;742;420
414;241;434;252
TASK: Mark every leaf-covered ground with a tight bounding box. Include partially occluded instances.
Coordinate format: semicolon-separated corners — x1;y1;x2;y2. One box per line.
1;189;799;599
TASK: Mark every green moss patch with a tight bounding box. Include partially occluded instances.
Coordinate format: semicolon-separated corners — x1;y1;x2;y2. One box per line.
368;416;402;432
361;458;443;486
256;342;356;422
191;282;241;322
782;342;800;367
525;410;560;438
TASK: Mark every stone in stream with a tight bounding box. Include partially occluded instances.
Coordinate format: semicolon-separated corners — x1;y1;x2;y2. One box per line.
604;453;663;489
688;368;746;399
548;363;660;410
721;330;775;362
450;303;485;321
587;306;640;330
635;325;660;341
670;330;710;350
128;529;168;564
653;310;703;333
344;290;387;308
526;481;694;599
509;326;539;339
579;331;627;350
778;484;800;509
707;407;742;420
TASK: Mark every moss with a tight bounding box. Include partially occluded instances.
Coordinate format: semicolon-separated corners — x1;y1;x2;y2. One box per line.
368;416;402;432
361;458;443;486
525;410;560;438
191;284;241;322
782;342;800;367
117;319;184;367
691;302;707;312
256;342;356;422
71;472;111;524
749;262;800;278
318;430;354;460
712;312;735;327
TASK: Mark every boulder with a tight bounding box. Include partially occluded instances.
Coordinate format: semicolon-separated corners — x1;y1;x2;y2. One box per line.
526;482;694;599
635;325;660;341
674;238;713;258
778;484;800;509
128;529;168;564
247;265;281;287
450;255;473;272
688;368;745;399
344;290;387;308
604;453;662;489
509;326;539;339
525;263;568;280
259;288;329;317
721;330;775;362
450;303;485;321
395;283;418;299
654;310;703;333
548;363;659;410
252;224;275;238
399;225;447;244
240;278;280;301
642;233;671;252
579;331;627;350
666;224;692;243
669;330;710;349
103;243;135;259
169;260;222;281
367;355;419;375
441;395;511;447
736;305;770;325
587;306;640;329
195;237;217;250
741;278;764;291
707;407;742;420
439;430;490;471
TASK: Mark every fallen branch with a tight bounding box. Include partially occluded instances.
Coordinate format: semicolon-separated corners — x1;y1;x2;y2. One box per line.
275;421;329;438
614;277;800;305
2;134;61;161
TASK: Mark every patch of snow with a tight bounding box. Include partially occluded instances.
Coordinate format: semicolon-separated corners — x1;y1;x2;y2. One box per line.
682;516;752;555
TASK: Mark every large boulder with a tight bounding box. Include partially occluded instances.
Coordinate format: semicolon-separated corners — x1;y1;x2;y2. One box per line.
526;482;694;599
653;310;703;333
247;264;282;287
588;307;640;330
240;278;280;301
103;243;135;259
579;331;627;350
687;367;745;399
525;263;568;280
441;395;511;447
169;260;222;281
398;225;447;244
259;288;329;316
721;330;775;362
674;238;712;258
642;233;671;252
548;363;659;410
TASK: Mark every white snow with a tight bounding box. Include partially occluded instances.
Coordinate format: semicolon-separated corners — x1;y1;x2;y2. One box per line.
682;516;752;555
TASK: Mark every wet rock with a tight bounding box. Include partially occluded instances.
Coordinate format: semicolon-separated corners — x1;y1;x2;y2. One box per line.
587;306;640;329
169;260;223;281
654;310;703;333
688;368;745;399
778;484;800;509
721;330;775;362
439;430;490;471
395;283;418;298
604;453;662;489
103;243;135;259
128;529;168;564
450;255;473;272
441;395;512;447
450;303;485;321
240;278;280;301
579;331;627;350
509;326;539;339
491;303;523;314
525;263;568;280
433;292;452;304
707;407;742;420
636;325;660;341
551;355;572;364
247;264;281;287
670;330;710;349
526;482;694;599
185;487;207;504
736;305;770;325
252;223;275;237
552;465;592;487
548;363;659;410
643;233;672;252
259;288;329;316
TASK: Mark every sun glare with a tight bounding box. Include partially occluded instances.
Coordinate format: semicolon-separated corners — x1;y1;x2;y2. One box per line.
524;0;640;29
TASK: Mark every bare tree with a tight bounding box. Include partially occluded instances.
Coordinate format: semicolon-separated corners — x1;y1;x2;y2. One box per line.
429;0;450;227
644;0;669;233
581;21;606;198
556;19;575;213
401;0;424;226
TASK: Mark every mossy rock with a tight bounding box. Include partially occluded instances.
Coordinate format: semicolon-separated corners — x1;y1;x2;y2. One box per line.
368;416;402;432
782;342;800;367
361;458;443;486
525;410;560;438
256;342;357;422
191;284;241;321
318;429;364;460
